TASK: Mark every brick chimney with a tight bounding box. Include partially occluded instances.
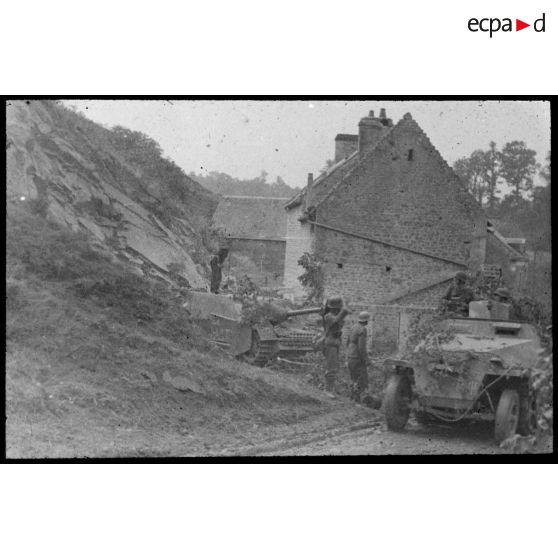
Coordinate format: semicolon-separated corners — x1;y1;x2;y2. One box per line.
358;109;392;153
334;134;359;162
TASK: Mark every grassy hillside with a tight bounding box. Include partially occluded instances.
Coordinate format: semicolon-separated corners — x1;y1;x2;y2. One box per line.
6;204;340;458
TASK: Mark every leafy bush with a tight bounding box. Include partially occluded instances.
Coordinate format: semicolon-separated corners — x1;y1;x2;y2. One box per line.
297;252;324;302
240;300;286;326
7;205;115;282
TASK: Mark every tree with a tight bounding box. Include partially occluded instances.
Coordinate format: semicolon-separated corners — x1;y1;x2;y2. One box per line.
539;151;550;187
453;150;489;205
482;141;501;210
499;141;538;201
189;170;299;198
530;151;551;252
109;126;163;167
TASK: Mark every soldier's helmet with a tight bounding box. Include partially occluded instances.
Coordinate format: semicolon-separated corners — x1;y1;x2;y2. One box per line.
495;287;511;301
358;311;370;323
455;271;467;282
326;296;343;309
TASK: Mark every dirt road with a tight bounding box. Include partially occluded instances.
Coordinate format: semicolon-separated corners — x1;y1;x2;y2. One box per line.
221;407;506;456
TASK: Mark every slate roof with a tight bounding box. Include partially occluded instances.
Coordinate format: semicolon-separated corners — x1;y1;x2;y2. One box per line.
212;195;290;241
285;123;393;211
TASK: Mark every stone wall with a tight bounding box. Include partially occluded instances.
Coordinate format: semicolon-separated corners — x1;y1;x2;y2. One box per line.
316;116;486;307
283;204;315;296
229;238;285;287
315;227;461;305
334;134;358;162
340;303;437;356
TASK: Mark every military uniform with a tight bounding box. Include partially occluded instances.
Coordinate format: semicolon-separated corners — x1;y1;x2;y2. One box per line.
209;248;229;294
322;297;349;395
491;287;517;320
442;272;474;315
347;313;370;402
209;254;222;294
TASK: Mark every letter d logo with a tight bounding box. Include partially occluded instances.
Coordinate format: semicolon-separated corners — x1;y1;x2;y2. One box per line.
534;13;546;32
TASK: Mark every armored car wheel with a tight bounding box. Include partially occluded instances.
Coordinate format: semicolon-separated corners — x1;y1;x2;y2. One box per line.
494;389;520;443
384;374;412;431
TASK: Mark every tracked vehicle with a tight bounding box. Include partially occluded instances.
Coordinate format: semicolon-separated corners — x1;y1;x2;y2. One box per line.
383;300;542;443
186;291;321;366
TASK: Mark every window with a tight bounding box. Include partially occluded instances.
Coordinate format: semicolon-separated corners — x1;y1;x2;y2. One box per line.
407;149;414;161
337;263;343;269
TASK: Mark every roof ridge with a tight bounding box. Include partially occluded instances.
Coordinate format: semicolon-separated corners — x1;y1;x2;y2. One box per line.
284;150;360;210
312;150;359;187
223;195;291;200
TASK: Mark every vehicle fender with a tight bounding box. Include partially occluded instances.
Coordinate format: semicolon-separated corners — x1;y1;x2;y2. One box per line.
232;324;252;356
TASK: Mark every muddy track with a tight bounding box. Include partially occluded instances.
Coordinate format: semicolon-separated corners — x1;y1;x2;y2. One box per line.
221;417;385;456
222;411;512;456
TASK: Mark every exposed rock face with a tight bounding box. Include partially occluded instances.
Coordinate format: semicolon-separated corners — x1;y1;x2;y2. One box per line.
6;100;218;289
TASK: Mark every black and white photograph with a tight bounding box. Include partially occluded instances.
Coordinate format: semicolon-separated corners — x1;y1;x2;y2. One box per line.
5;99;552;458
2;3;557;558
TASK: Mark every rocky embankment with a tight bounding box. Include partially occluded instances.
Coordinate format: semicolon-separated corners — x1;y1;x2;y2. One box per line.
6;100;218;288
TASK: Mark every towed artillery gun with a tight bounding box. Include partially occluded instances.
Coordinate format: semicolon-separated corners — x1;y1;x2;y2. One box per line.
186;291;322;366
383;300;542;443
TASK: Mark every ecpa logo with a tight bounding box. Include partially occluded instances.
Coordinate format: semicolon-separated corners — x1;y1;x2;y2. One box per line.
468;13;546;37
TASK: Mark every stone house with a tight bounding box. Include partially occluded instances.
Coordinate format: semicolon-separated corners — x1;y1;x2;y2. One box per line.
212;195;289;286
283;109;526;351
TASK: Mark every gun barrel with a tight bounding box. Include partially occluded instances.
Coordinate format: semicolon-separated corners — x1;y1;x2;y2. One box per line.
285;307;323;318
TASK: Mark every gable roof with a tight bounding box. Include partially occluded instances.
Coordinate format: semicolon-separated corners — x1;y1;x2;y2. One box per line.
285;119;395;211
486;221;528;261
285;113;482;223
212;195;289;241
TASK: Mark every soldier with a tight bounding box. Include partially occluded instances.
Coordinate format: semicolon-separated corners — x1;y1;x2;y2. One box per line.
209;246;229;294
493;287;511;303
491;287;517;320
347;311;370;403
441;271;474;316
322;296;350;397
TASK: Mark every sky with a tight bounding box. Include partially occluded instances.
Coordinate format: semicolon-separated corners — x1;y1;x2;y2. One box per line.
65;100;551;189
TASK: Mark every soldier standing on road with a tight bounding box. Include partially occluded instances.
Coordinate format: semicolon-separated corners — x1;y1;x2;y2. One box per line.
322;296;350;397
347;311;370;403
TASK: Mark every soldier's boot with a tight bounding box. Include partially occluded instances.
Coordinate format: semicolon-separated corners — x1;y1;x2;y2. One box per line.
324;375;336;398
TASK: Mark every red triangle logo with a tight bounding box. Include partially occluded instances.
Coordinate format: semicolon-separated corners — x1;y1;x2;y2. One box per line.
516;19;530;31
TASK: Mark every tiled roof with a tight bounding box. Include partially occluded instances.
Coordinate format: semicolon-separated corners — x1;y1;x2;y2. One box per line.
285;123;394;211
212;195;289;241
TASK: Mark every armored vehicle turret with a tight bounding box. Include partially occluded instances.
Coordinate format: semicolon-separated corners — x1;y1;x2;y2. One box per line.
186;291;322;366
